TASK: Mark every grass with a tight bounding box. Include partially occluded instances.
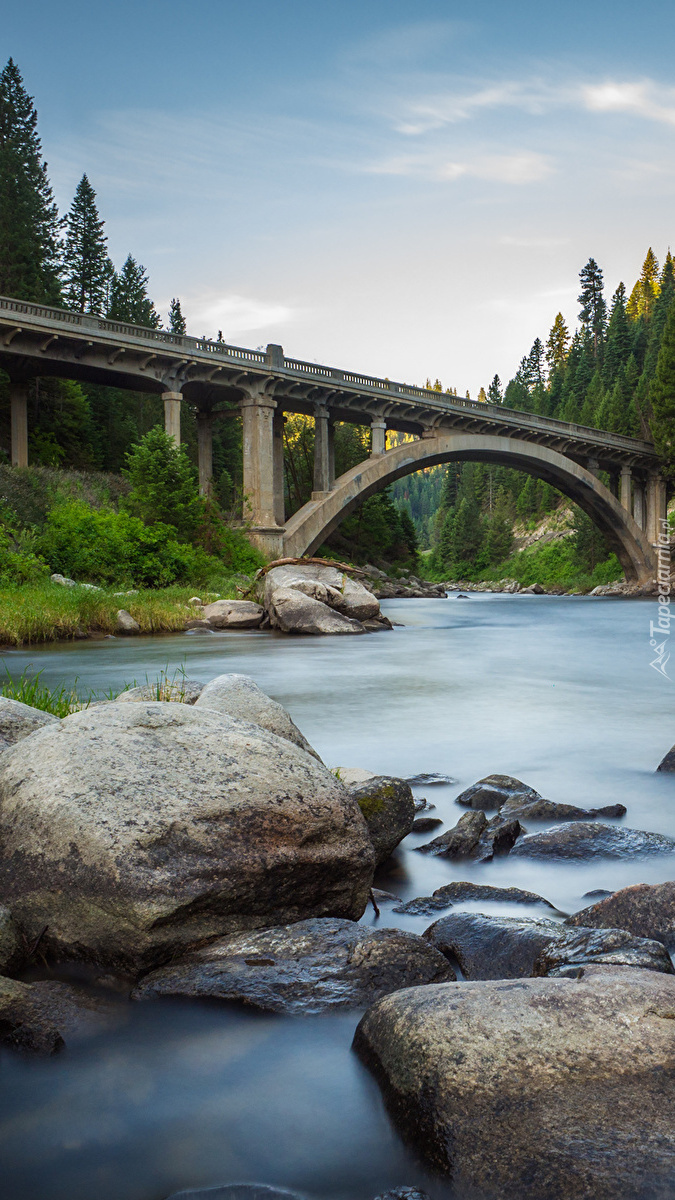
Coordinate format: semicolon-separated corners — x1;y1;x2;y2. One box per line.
0;664;196;716
0;577;244;647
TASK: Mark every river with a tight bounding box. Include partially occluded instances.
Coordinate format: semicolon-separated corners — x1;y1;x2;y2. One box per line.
0;594;673;1200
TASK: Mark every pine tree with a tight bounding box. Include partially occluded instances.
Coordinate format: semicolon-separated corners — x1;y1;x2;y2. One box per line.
527;338;546;386
649;300;675;477
487;375;502;404
643;254;675;381
627;248;660;323
168;298;186;335
62;174;113;313
602;284;631;386
0;58;61;302
578;258;607;355
108;255;160;327
545;313;570;372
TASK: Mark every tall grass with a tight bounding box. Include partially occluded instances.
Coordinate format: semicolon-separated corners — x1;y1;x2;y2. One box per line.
1;665;83;716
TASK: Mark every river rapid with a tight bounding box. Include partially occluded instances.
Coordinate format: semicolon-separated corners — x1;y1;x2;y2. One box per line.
0;594;673;1200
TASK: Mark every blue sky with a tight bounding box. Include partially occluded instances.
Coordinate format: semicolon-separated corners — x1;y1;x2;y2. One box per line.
5;1;675;394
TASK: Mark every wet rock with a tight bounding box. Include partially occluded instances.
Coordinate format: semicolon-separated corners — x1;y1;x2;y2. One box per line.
521;582;544;594
501;795;626;822
411;817;443;832
394;881;555;917
115;609;140;634
371;888;400;904
0;905;21;973
475;816;523;860
510;821;675;859
267;587;366;635
363;616;394;632
261;564;380;630
354;966;675;1199
405;773;455;787
455;774;538;811
0;702;375;971
195;674;319;759
347;776;416;863
424;912;562;979
0;976;117;1055
202;599;264;630
133;918;454;1014
373;1191;431;1200
165;1187;309;1200
116;680;204;705
565;881;675;948
413;797;434;813
583;889;613;899
0;696;59;751
657;743;675;771
533;926;675;978
416;810;487;857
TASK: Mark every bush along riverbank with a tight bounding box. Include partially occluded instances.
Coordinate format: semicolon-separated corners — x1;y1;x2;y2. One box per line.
1;676;675;1198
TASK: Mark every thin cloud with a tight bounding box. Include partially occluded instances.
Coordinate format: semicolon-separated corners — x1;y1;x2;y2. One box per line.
582;80;675;126
184;293;297;340
365;150;554;185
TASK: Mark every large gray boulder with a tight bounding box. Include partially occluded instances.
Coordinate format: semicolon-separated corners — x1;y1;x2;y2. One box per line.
133;917;453;1013
346;775;416;863
510;821;675;859
0;976;119;1055
394;881;555;917
0;702;375;971
0;696;58;750
202;599;264;629
423;912;563;979
262;563;380;622
565;881;675;948
195;674;319;759
533;926;674;977
354;967;675;1198
267;587;366;635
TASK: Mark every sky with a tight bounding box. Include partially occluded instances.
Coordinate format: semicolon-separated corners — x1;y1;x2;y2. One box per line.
4;0;675;395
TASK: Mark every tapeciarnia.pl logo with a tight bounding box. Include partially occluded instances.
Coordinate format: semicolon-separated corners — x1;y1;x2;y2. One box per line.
650;518;671;679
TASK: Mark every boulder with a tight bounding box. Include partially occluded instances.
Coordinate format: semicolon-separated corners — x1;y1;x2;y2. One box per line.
475;815;523;859
0;702;375;971
533;926;675;978
267;587;366;635
405;773;455;786
0;696;59;750
411;817;443;832
0;905;21;973
455;774;538;811
521;582;544;594
510;821;675;859
424;912;563;979
116;680;204;705
195;674;319;759
165;1186;308;1200
394;881;555;917
50;572;76;587
657;743;675;771
262;563;380;621
202;599;264;630
0;976;118;1055
337;767;377;786
115;609;140;634
565;881;675;948
373;1191;430;1200
416;810;487;857
354;967;675;1198
347;776;416;863
501;795;627;821
133;917;453;1014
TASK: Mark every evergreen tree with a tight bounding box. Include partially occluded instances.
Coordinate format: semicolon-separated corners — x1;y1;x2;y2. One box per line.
649;300;675;477
123;426;203;539
527;338;546;387
168;297;187;335
450;495;483;571
0;58;61;302
643;254;675;381
602;284;631;386
108;255;160;327
487;374;502;404
545;313;570;372
62;174;113;313
627;248;660;323
578;257;607;355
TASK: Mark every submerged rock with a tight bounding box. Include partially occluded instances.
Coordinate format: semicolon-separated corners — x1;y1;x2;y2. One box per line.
510;821;675;859
565;881;675;948
405;773;455;787
165;1187;309;1200
202;599;264;629
424;912;562;979
393;881;555;917
416;810;487;857
0;702;375;971
195;674;319;759
373;1191;431;1200
133;918;453;1014
533;926;675;977
0;696;58;750
411;817;443;832
347;776;416;863
656;743;675;771
354;967;675;1199
455;774;537;811
0;976;118;1055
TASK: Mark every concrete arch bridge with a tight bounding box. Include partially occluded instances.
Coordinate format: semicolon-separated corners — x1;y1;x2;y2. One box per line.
0;295;665;583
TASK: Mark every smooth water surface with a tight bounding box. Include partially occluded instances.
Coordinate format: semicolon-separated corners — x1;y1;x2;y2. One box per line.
1;594;674;1199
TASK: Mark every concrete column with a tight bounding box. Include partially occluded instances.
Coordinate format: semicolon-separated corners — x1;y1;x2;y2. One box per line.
312;403;331;496
620;466;632;514
371;418;386;456
273;410;286;526
587;458;600;478
633;480;645;531
241;391;278;528
646;471;668;546
10;380;29;467
196;412;213;496
608;470;620;498
328;420;336;488
163;391;182;445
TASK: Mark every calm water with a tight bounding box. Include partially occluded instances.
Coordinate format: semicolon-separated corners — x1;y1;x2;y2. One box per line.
1;594;674;1200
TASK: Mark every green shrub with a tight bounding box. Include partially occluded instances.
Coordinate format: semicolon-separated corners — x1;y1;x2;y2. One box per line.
123;427;204;540
0;525;50;584
36;500;222;587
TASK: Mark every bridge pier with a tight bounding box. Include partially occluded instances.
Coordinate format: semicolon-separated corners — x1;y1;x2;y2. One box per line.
273;411;286;524
10;379;29;467
162;391;182;445
312;402;332;497
241;390;284;556
196;412;213;496
646;471;667;547
619;466;632;514
371;418;387;457
633;480;645;531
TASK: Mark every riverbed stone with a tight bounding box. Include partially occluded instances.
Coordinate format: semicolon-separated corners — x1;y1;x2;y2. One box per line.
501;795;627;821
0;696;59;750
394;881;555;917
166;1186;309;1200
455;774;538;811
533;926;675;977
116;680;204;705
195;674;319;759
133;917;454;1013
115;609;140;634
373;1191;431;1200
0;976;118;1054
416;810;487;857
656;743;675;771
353;966;675;1198
0;702;375;971
424;912;563;979
202;599;265;629
347;776;416;863
267;586;366;635
510;820;675;859
411;817;443;832
262;564;381;623
565;881;675;948
0;905;21;973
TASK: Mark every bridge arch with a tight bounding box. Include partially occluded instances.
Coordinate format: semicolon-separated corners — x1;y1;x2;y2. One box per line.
282;432;656;583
